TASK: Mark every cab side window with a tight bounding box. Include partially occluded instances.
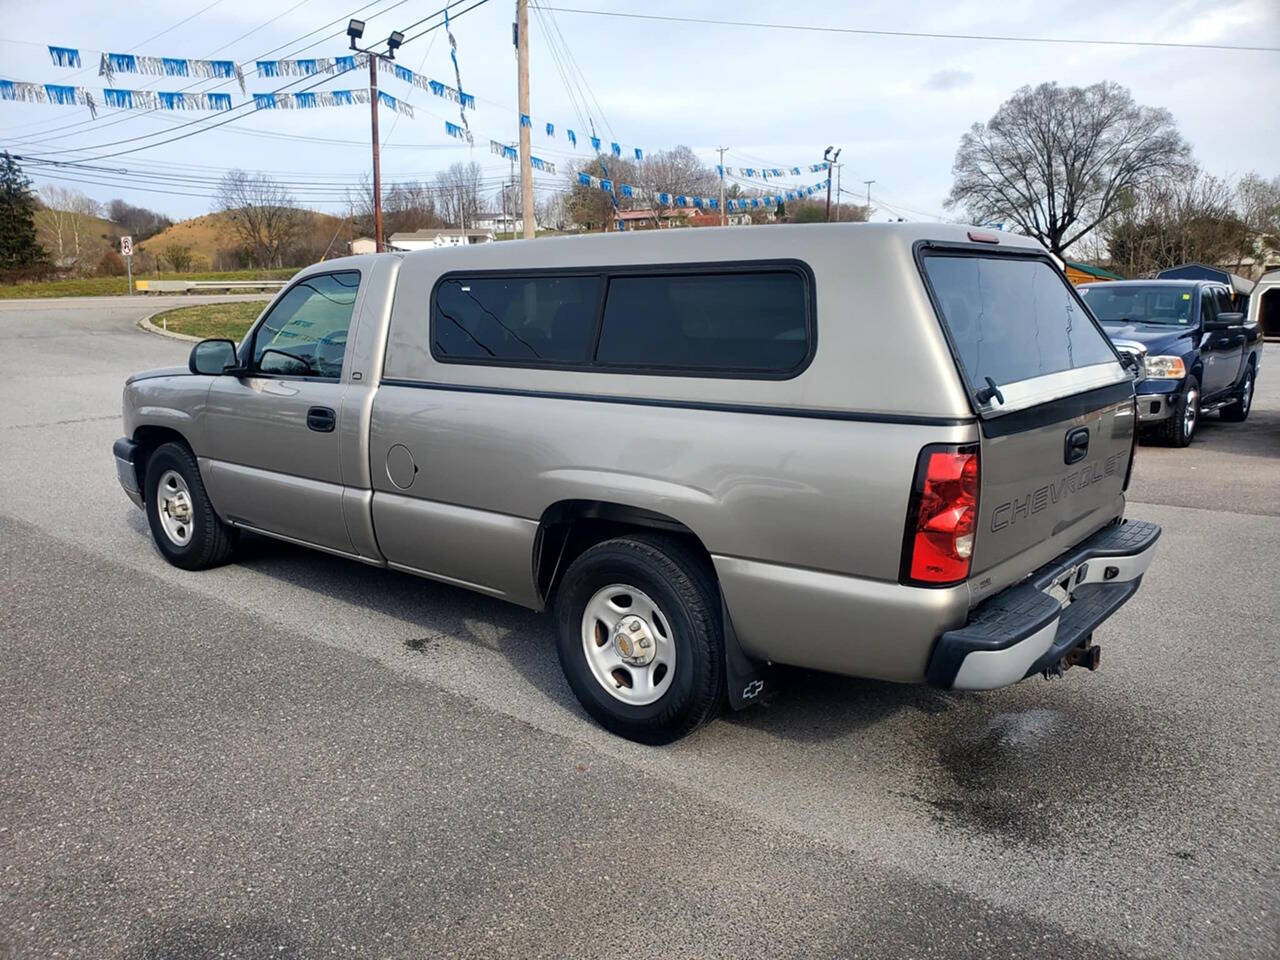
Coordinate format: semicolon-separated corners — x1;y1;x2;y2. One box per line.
252;271;361;378
1214;287;1234;315
1199;288;1218;327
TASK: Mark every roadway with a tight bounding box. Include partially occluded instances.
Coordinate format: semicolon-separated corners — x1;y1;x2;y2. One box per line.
1;296;1276;958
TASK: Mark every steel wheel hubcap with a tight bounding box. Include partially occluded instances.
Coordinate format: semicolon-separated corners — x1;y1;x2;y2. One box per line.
1184;389;1198;436
1242;376;1252;412
581;584;675;706
157;470;194;546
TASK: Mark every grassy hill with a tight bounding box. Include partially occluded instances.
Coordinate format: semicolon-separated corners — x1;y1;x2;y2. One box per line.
140;210;348;271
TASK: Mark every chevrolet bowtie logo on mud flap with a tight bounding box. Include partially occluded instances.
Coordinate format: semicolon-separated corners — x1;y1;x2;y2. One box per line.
990;453;1126;532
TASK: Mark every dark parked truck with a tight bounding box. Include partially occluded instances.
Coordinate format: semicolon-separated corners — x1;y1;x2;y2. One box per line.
114;224;1160;743
1079;279;1263;446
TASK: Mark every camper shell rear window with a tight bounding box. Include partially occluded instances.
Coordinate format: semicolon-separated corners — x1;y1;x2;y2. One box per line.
918;249;1119;403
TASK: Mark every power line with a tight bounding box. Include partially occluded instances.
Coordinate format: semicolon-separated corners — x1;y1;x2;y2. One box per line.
535;7;1280;53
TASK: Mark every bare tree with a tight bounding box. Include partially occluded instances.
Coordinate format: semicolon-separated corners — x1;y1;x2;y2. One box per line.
433;162;483;229
1107;169;1249;277
39;185;101;267
635;146;717;205
1236;172;1280;267
161;243;195;273
946;81;1191;255
348;177;444;239
215;170;304;267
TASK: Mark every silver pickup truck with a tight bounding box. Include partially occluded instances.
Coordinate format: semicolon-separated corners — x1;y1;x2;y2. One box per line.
114;223;1160;743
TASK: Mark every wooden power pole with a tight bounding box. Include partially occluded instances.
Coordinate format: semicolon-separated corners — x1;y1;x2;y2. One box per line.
516;0;536;240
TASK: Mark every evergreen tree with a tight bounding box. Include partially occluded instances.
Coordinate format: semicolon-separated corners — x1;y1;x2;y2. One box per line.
0;152;47;270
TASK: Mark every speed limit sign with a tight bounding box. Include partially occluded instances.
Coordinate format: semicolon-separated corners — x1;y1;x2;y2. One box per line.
120;235;133;257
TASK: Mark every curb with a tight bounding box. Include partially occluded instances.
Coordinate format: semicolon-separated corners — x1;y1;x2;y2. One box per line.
136;310;205;343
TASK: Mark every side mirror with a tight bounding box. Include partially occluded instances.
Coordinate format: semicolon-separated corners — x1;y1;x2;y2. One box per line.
189;338;238;375
1216;311;1244;327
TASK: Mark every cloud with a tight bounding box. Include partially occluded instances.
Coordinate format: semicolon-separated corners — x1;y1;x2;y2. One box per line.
924;69;975;91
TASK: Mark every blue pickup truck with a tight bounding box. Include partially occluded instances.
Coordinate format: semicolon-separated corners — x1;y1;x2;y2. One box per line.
1079;279;1262;446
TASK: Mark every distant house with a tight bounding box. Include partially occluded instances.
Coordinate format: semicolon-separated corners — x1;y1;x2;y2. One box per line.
472;211;530;234
1063;260;1124;285
387;228;495;250
615;208;696;231
349;237;377;255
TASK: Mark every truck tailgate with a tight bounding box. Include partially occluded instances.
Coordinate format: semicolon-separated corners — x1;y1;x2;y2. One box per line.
972;385;1134;580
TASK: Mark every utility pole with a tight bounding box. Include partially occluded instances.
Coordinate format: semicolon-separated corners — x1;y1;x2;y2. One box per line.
823;145;841;222
348;19;404;253
369;55;383;252
516;0;536;240
834;163;843;222
864;179;875;219
716;146;729;226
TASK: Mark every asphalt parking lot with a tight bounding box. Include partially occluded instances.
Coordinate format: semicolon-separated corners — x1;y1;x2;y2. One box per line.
2;296;1277;959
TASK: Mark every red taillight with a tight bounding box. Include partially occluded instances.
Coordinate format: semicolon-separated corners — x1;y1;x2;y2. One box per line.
900;444;980;586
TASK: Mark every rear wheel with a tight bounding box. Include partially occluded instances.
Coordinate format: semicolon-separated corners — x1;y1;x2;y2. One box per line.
144;441;237;570
1220;364;1255;422
1159;375;1199;447
553;534;724;744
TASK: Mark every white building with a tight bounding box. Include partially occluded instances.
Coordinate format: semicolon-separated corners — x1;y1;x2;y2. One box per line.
348;236;377;255
472;211;531;235
387;228;495;250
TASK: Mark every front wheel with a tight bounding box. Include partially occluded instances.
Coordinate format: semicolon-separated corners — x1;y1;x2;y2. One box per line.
1220;365;1255;422
144;441;237;570
1159;375;1200;447
553;534;724;744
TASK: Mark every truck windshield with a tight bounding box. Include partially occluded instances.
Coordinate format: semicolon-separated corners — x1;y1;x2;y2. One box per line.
1078;285;1195;326
922;254;1117;395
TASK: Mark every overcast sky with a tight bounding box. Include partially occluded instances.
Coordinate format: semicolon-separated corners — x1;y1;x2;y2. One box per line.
2;0;1278;223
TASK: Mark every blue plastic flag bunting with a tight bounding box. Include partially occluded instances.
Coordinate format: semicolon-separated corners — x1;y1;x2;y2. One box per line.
7;80;96;115
47;45;81;68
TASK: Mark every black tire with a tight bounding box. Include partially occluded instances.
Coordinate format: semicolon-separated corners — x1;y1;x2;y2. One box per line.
144;441;237;570
1158;375;1200;447
553;534;724;744
1219;363;1255;423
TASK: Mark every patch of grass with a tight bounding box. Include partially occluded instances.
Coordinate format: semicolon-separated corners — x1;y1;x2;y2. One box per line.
0;268;297;300
150;301;266;341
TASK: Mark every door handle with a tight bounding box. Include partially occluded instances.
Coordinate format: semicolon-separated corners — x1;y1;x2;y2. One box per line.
306;406;336;433
1064;427;1090;465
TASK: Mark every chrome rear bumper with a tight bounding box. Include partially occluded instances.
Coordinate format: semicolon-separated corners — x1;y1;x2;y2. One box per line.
926;519;1161;690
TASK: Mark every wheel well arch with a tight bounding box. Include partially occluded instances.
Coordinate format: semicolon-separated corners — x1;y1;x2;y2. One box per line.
533;499;714;605
130;425;192;494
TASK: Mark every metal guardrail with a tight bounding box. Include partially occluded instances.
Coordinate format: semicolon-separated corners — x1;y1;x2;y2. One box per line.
134;279;287;293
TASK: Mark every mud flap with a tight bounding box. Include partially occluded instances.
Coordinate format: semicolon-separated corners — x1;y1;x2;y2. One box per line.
723;599;772;710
